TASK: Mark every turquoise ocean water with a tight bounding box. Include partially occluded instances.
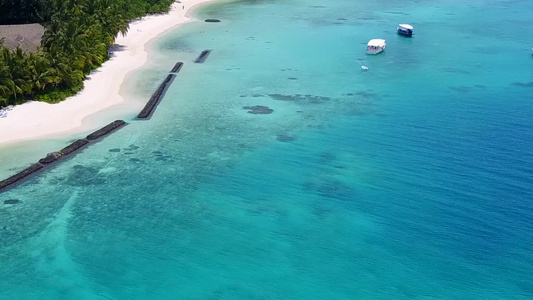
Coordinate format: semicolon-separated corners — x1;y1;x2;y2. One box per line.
1;0;533;298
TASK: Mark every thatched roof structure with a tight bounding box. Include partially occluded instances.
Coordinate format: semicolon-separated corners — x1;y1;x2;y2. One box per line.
0;23;44;52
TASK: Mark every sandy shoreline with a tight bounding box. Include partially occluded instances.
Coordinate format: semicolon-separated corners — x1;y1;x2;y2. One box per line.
0;0;218;147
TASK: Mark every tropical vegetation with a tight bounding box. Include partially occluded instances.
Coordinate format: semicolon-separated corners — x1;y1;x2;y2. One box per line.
0;0;175;107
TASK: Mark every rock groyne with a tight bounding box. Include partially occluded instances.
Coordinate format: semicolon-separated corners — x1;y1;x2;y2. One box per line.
137;74;177;119
194;50;212;63
0;120;127;192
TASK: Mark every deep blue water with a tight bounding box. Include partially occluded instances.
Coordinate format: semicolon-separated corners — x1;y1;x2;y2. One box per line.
1;0;533;299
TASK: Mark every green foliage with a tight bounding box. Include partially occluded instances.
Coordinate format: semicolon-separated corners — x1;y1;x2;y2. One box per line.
0;0;177;105
34;83;82;103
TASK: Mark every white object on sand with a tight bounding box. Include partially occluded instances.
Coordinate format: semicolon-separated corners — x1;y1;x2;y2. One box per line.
361;65;369;70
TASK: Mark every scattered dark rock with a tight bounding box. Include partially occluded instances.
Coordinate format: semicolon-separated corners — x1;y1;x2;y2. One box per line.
288;77;298;80
243;105;274;114
39;152;61;164
123;144;139;151
109;148;121;153
276;134;295;142
129;158;141;163
4;199;21;205
205;19;221;23
251;94;264;97
65;165;104;186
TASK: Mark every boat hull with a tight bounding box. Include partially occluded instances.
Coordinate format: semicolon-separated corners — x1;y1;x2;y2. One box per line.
397;28;413;37
367;49;384;55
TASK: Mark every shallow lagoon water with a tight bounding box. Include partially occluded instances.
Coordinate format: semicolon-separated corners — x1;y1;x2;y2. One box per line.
1;0;533;299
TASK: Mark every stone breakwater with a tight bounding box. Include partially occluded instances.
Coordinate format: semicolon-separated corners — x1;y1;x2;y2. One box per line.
194;50;212;63
170;62;184;73
0;120;127;192
2;49;216;192
137;60;187;119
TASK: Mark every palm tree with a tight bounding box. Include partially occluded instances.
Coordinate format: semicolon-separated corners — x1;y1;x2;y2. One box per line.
27;54;57;91
0;48;28;101
0;61;15;105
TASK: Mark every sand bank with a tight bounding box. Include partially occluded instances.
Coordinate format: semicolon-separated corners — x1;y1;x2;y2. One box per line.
0;0;218;146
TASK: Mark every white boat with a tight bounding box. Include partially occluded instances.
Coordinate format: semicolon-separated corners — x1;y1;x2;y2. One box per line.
397;24;413;37
367;39;386;54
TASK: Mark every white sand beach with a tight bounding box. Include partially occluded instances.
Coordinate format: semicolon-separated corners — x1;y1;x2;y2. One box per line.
0;0;218;146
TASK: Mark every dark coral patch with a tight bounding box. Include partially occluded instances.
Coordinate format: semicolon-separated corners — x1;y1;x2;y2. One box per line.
308;178;354;200
4;199;21;205
268;93;330;104
243;105;274;114
513;81;533;87
354;91;378;98
449;86;471;92
123;145;140;151
65;165;104;186
276;134;296;142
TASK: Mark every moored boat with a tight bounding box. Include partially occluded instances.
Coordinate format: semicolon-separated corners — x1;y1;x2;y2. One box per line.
367;39;386;54
397;24;413;37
